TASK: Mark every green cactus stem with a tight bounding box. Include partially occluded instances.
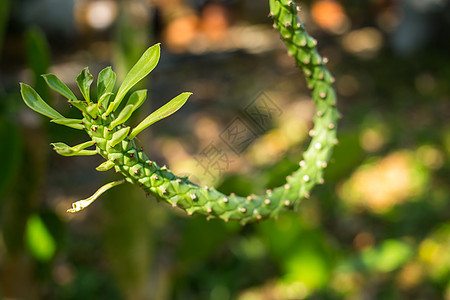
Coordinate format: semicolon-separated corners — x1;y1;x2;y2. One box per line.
20;1;338;224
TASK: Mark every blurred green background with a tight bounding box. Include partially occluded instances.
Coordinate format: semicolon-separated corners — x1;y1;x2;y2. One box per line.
0;0;449;299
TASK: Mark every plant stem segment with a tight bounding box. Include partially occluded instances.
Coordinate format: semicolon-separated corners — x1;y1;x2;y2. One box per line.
77;0;338;224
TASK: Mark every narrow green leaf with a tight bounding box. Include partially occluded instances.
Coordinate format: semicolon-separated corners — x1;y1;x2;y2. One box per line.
98;92;114;109
68;100;89;115
110;104;134;129
20;83;64;119
71;140;96;152
106;44;160;115
97;66;116;100
128;92;191;140
76;67;93;103
67;179;126;213
96;160;116;171
50;118;84;130
42;74;77;101
86;104;98;119
126;89;147;113
110;127;130;147
51;141;96;156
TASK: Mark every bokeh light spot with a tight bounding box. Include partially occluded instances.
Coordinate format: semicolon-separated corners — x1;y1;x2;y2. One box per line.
311;0;350;34
341;27;384;58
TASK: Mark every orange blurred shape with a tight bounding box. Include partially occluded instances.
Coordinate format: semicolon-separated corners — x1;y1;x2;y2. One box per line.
353;232;375;251
200;3;231;41
311;0;347;32
396;262;424;290
340;151;427;213
164;14;199;52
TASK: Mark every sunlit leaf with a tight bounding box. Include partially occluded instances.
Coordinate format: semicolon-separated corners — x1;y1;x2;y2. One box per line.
126;89;147;113
96;160;115;171
128;92;191;140
50;118;84;130
97;66;116;102
68;100;89;116
76;67;93;103
106;44;160;115
110;104;134;128
110;127;130;147
51;141;96;156
20;83;64;119
42;74;77;101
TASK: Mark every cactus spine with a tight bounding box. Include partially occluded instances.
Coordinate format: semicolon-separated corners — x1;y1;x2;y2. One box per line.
20;0;338;224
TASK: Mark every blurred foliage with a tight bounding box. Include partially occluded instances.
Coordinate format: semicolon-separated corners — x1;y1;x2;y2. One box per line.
0;0;449;299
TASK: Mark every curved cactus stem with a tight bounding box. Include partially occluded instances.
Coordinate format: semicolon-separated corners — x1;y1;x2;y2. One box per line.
20;0;339;224
67;179;126;213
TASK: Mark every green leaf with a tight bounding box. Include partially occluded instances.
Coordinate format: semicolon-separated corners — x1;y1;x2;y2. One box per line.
51;141;96;156
68;100;89;115
86;104;98;119
42;74;77;101
98;92;114;109
106;44;160;115
97;66;116;100
110;127;130;147
67;179;126;213
110;104;134;129
96;160;116;171
26;214;56;262
20;83;64;119
50;118;84;130
76;67;93;103
126;89;147;113
128;92;191;140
